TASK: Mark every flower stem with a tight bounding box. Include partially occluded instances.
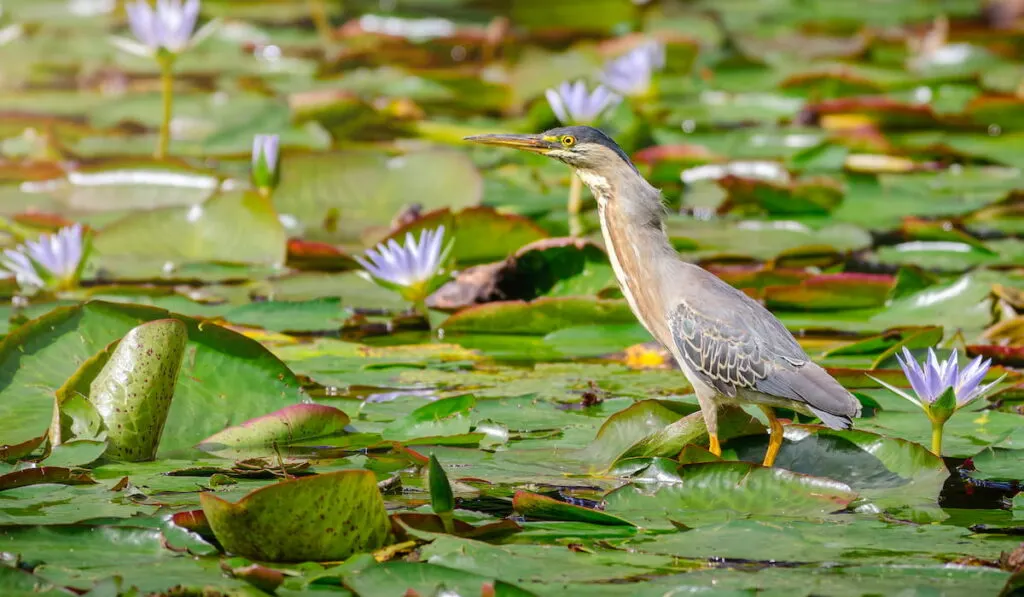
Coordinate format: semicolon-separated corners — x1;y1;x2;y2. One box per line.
156;57;176;160
413;298;431;328
930;419;944;457
568;175;583;237
308;0;333;43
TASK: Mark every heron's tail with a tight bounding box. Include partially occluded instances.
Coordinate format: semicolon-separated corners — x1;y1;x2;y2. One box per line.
756;361;862;430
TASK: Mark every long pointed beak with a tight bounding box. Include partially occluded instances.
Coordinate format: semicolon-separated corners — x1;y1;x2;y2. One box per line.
463;133;556;154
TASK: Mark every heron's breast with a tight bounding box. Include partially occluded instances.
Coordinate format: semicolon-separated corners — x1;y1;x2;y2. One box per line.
595;200;670;344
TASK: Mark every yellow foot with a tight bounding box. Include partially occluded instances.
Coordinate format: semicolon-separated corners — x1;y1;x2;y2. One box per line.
708;433;721;457
759;406;784;467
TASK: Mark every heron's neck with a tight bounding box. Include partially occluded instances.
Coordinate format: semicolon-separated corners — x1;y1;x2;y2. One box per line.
577;168;677;344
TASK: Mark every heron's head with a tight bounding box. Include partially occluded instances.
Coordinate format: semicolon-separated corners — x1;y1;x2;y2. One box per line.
465;126;637;175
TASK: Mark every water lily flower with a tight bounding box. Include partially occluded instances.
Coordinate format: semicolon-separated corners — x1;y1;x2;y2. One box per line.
355;226;452;313
251;134;280;192
113;0;213;58
870;347;1004;456
110;0;218;159
545;80;621;126
1;224;88;293
544;81;621;234
601;40;666;98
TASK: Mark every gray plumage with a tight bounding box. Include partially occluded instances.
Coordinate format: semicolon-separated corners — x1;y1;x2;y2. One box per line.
667;268;861;429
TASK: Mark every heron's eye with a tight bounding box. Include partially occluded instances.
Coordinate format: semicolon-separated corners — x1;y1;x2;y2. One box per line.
561;135;576;147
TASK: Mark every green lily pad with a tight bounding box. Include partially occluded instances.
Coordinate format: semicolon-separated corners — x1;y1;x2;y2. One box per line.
343;560;538;597
719;175;845;215
84;319;187;462
665;216;872;261
0;467;96;492
200;470;390;562
512;490;636;526
0;301;305;456
440;297;636;335
765;273;894;311
220;297;345;333
585;399;697;467
272;149;482;245
381;395;476;442
615;407;765;465
196;404;351;456
605;461;858;522
93;189;287;277
730;425;949;506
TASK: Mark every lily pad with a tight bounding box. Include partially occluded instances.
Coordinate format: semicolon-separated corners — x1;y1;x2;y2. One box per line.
272;150;482;245
0;301;305;456
87;319;188;462
93;190;287;275
200;470;391;562
512;490;635;526
605;461;858;522
196;404;351;455
440;297;636;335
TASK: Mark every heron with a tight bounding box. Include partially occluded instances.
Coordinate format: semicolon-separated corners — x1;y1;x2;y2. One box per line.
465;126;861;467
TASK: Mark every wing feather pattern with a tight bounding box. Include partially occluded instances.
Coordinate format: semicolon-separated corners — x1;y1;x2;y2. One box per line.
669;297;859;429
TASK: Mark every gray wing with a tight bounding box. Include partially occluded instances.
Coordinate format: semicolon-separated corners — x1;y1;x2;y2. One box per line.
668;278;859;428
669;297;805;398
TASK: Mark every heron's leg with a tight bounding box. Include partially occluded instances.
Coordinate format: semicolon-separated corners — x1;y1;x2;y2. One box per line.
695;389;721;457
759;405;784;467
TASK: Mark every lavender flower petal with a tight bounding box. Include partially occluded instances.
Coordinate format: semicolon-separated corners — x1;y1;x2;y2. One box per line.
0;224;86;291
545;89;570;124
897;347;936;403
126;0;159;49
955;355;989;402
894;344;1001;411
545;79;621;125
356;226;447;296
124;0;202;55
262;135;279;171
252;134;280;172
601;40;666;97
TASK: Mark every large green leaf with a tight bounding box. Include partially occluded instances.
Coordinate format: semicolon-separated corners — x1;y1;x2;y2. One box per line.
0;524;251;593
512;490;635;526
93;189;287;275
200;470;391;562
87;319;188;462
0;301;305;456
729;425;949;507
343;560;538;597
440;297;636;335
605;461;858;523
272;150;482;245
196;403;351;456
381;395;477;442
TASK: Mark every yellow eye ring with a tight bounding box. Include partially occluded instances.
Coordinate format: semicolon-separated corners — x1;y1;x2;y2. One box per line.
561;135;576;147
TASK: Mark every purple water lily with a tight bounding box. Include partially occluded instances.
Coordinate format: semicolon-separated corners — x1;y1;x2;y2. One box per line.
545;80;621;126
111;0;217;159
601;40;666;97
127;0;201;53
355;226;451;304
892;347;999;408
112;0;217;60
1;224;87;291
870;346;1004;456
